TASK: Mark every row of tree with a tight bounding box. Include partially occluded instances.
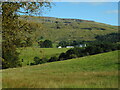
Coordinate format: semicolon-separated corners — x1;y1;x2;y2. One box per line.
58;42;120;61
30;42;120;66
95;33;120;43
29;32;120;66
57;33;119;48
57;40;86;47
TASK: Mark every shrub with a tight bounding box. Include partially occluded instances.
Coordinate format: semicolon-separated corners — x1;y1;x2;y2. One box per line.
34;57;41;65
48;56;58;62
22;59;24;62
69;54;78;59
58;53;67;61
84;46;95;55
30;62;36;66
40;58;48;64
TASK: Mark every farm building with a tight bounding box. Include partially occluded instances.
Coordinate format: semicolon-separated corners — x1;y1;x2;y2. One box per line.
66;46;74;48
76;44;87;47
58;46;62;48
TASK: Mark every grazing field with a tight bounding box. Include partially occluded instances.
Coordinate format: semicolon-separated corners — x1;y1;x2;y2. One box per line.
2;50;119;88
17;47;69;66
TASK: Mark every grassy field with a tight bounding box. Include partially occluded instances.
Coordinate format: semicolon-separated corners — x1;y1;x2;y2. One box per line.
17;47;69;66
2;50;119;88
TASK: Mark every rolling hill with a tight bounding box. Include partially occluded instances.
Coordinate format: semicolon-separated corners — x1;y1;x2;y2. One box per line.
19;16;118;44
2;50;119;88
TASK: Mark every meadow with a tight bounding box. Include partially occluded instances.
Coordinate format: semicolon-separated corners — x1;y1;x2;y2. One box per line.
2;50;119;88
17;47;69;66
1;6;119;89
1;16;119;88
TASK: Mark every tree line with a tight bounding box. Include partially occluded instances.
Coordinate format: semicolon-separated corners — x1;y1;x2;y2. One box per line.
95;33;120;43
57;40;86;47
29;41;120;66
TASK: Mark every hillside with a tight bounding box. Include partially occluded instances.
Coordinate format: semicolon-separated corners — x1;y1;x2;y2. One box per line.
19;16;118;43
2;50;119;88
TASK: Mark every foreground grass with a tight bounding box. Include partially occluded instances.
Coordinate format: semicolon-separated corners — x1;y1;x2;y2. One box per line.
17;47;69;66
2;50;119;88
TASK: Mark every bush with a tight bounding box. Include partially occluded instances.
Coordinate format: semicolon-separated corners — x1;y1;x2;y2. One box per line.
84;46;95;55
58;53;67;61
40;58;48;64
30;62;36;66
69;54;78;59
65;49;75;59
34;57;41;65
48;56;58;62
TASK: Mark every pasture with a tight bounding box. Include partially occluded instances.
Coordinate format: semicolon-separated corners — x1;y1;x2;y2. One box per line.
2;50;119;88
17;47;69;66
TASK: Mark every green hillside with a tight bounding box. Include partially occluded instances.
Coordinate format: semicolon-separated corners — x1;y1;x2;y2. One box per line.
19;16;118;44
2;50;119;88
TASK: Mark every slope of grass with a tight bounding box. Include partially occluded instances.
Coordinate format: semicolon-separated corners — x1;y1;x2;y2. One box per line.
19;16;118;43
17;47;69;66
34;21;118;43
2;50;119;88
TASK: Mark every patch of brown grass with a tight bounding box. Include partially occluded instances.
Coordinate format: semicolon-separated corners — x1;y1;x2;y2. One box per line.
2;71;118;88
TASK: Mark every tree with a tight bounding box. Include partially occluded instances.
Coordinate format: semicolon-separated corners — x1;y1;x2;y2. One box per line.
58;41;68;47
43;40;53;48
39;40;53;48
1;2;52;69
38;41;44;48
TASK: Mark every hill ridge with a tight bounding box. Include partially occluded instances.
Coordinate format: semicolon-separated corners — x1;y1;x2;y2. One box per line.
19;15;118;43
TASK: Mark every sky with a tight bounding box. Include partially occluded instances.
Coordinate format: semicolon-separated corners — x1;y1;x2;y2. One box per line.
42;2;118;26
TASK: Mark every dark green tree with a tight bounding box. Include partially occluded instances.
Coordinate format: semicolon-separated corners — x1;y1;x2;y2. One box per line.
58;41;68;47
38;41;44;48
42;40;53;48
34;57;40;65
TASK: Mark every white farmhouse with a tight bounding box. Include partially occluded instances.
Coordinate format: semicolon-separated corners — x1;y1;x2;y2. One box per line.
79;45;83;47
66;46;74;48
58;46;62;48
84;44;87;47
79;44;87;47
